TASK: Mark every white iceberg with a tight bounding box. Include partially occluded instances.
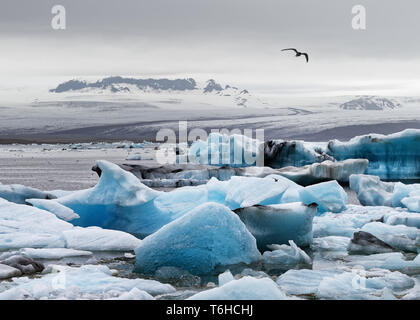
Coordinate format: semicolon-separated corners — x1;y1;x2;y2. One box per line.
188;276;287;300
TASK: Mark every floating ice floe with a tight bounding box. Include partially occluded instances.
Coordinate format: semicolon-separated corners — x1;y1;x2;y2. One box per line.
234;202;316;249
344;253;420;275
188;276;287;300
313;205;398;238
299;180;347;213
277;268;415;299
0;183;55;205
17;248;92;260
134;202;261;275
361;222;419;253
126;153;142;160
0;264;175;300
350;174;420;214
262;240;312;269
348;231;395;255
0;198;141;252
349;174;394;206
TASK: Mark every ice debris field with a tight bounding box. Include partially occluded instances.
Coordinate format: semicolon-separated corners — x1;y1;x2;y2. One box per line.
0;129;419;300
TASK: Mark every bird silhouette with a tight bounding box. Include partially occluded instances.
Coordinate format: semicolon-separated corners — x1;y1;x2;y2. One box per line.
281;48;309;63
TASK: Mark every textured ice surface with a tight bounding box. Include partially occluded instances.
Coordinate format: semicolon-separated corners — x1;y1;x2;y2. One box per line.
278;159;368;185
61;227;141;251
188;276;287;300
134;202;261;275
313;205;393;238
235;202;316;249
0;183;55;204
311;236;351;252
299;180;347;213
344;253;420;274
361;222;419;252
328;129;420;179
0;264;21;280
18;248;92;259
349;174;394;206
187;132;261;167
262;240;312;268
277;268;414;299
0;264;175;300
193;130;420;180
0;198;140;251
26;198;79;221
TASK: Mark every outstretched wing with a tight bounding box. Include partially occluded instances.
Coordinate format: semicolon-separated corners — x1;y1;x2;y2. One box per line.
281;48;298;53
302;53;309;63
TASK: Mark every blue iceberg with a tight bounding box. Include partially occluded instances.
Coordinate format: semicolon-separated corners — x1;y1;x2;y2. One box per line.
134;202;261;275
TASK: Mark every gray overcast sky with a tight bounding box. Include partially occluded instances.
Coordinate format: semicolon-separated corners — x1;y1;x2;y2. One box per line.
1;0;420;96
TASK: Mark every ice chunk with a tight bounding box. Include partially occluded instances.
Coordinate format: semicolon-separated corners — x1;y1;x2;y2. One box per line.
18;248;92;259
384;211;420;228
402;195;420;213
0;264;175;300
62;227;141;251
134;203;261;275
278;159;368;185
361;222;419;252
224;176;288;209
218;270;235;286
263;240;312;269
26;198;79;221
344;253;420;274
126;153;142;160
0;255;44;275
277;268;414;299
299;180;347;213
313;205;392;238
0;264;21;279
113;288;154;300
234;202;316;249
0;183;55;204
348;231;395;254
188;276;287;300
311;236;351;252
392;182;420;207
188;132;262;167
349;174;394;206
0;198;141;251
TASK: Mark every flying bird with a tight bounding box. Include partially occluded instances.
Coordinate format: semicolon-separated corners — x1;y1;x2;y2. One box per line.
281;48;309;63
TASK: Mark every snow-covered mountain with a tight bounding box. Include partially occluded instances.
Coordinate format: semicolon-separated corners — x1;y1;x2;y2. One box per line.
49;77;264;108
340;96;402;110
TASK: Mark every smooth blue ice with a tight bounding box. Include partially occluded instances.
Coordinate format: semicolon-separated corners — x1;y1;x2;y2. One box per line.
134;202;261;275
299;180;347;213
